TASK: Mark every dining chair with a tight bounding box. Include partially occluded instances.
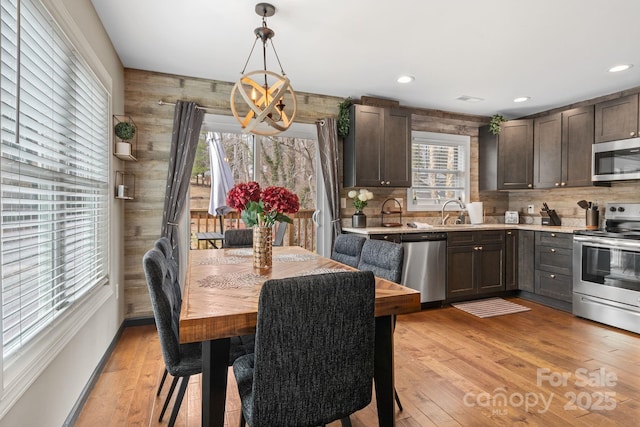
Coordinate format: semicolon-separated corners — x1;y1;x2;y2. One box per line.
143;247;255;427
357;238;405;410
233;271;376;427
330;234;366;268
223;228;254;248
273;221;288;246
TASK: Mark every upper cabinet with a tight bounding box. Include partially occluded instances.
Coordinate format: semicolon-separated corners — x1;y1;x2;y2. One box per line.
533;107;595;189
497;119;534;190
594;93;639;143
343;104;411;187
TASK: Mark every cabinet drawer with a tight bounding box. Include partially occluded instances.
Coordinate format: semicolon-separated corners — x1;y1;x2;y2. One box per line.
535;246;573;275
447;232;475;246
447;230;504;246
534;270;572;302
535;231;573;249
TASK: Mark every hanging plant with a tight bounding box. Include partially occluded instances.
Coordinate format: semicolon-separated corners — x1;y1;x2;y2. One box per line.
489;114;506;135
114;121;136;141
337;98;352;138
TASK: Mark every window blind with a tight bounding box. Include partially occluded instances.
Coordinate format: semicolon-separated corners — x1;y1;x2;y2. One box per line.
411;139;466;203
1;0;109;359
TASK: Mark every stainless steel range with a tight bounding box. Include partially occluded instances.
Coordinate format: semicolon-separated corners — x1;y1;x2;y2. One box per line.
573;203;640;334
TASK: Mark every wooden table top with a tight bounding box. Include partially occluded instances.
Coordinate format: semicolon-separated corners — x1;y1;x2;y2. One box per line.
180;246;421;344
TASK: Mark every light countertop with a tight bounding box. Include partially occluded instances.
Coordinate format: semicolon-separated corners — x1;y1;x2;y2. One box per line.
342;223;583;235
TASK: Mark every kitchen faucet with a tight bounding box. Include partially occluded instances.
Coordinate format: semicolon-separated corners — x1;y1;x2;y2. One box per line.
441;198;466;225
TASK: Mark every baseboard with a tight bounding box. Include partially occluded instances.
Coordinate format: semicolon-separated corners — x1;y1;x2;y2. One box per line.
62;316;155;427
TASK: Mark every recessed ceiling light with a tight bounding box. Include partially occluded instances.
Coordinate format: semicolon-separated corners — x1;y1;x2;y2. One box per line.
513;96;530;103
397;75;415;84
457;95;484;103
608;64;633;73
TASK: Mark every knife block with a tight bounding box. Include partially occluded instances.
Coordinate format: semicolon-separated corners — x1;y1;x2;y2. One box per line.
540;209;561;226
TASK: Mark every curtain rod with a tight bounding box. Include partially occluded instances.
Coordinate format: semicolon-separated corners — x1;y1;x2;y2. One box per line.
157;100;216;112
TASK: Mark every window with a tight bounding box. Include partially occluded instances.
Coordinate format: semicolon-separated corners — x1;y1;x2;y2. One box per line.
406;131;470;211
1;0;109;371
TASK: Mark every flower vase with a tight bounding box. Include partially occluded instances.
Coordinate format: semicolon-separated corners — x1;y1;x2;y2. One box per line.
352;211;367;228
253;226;273;269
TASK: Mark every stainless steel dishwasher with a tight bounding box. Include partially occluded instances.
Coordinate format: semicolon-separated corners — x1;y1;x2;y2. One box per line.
400;232;447;303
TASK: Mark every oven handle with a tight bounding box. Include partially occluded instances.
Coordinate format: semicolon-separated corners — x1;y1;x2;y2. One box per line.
574;234;640;251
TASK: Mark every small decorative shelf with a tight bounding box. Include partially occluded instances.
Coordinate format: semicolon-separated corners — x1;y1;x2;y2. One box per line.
113;115;137;161
381;198;403;227
114;171;136;200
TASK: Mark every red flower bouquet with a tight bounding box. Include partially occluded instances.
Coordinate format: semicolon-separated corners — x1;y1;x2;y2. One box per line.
226;181;300;228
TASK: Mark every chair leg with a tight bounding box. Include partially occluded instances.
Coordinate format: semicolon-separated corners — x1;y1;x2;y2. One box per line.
167;376;190;427
238;410;246;427
157;368;168;396
340;416;353;427
394;388;403;411
159;375;179;421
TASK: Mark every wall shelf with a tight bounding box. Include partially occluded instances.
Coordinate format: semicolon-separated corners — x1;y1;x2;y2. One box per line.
115;171;136;200
113;115;137;161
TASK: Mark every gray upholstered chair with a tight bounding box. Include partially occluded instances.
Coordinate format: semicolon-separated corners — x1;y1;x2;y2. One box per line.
357;238;404;410
233;271;376;427
143;246;255;427
223;228;254;248
357;239;404;283
331;234;366;268
143;247;202;427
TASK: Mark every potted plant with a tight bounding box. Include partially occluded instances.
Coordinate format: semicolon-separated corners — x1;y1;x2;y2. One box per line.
114;119;136;157
489;114;506;135
337;98;352;138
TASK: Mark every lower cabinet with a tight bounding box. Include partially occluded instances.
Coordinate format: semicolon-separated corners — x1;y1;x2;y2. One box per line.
533;231;573;303
447;230;505;299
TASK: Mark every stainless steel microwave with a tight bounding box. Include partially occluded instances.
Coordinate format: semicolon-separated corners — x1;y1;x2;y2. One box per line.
592;137;640;182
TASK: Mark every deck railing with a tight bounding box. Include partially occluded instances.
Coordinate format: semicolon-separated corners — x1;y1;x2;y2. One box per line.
190;208;315;251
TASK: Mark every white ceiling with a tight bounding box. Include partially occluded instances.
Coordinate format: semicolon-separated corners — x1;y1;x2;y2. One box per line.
91;0;640;119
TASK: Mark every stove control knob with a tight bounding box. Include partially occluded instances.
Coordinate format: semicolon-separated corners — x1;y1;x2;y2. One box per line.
610;206;617;212
619;207;626;212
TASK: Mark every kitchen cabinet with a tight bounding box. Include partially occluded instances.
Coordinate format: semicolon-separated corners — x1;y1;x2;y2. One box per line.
343;104;411;187
505;230;518;290
594;93;639;143
517;230;535;292
497;119;534;190
533;107;594;189
447;230;505;299
534;231;573;304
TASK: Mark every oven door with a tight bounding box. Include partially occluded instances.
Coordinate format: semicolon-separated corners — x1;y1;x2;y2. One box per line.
573;235;640;307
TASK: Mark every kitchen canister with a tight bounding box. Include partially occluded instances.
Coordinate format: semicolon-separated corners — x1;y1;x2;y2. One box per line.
467;202;484;224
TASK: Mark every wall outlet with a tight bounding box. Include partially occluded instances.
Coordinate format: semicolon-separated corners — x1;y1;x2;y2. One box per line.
527;204;535;214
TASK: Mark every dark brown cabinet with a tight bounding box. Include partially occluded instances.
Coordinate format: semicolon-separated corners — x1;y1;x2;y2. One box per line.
447;230;505;299
533;107;595;189
497;119;534;190
517;230;535;292
534;231;573;303
594;93;639;143
533;113;562;188
343;104;411;187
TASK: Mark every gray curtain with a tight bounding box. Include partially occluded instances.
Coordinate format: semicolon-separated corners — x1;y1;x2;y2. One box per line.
316;118;342;240
161;101;205;263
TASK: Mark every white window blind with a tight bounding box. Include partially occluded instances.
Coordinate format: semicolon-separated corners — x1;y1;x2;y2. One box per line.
1;0;109;360
407;131;470;211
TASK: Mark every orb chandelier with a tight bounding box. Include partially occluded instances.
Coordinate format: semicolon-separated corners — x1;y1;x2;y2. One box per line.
230;3;296;136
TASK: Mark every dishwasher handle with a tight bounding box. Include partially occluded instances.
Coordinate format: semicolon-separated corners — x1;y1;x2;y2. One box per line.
401;232;447;242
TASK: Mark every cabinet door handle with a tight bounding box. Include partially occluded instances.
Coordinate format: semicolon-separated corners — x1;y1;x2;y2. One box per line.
551;248;556;253
554;182;559;187
380;181;385;185
507;231;512;235
561;182;566;186
631;131;636;137
386;181;390;185
550;274;556;279
478;246;483;251
551;233;556;237
528;184;533;188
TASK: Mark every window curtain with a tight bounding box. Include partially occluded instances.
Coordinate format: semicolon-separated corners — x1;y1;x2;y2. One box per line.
161;101;205;265
316;118;342;240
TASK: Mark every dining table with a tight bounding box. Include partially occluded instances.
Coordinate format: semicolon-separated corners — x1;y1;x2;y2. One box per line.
180;245;421;427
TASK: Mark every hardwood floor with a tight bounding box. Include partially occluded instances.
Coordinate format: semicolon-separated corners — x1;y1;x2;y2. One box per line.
74;298;640;426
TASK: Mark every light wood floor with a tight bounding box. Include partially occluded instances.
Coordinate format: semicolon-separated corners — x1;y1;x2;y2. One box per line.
74;298;640;426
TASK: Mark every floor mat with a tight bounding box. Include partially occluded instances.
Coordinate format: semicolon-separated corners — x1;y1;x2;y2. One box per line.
451;297;531;318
